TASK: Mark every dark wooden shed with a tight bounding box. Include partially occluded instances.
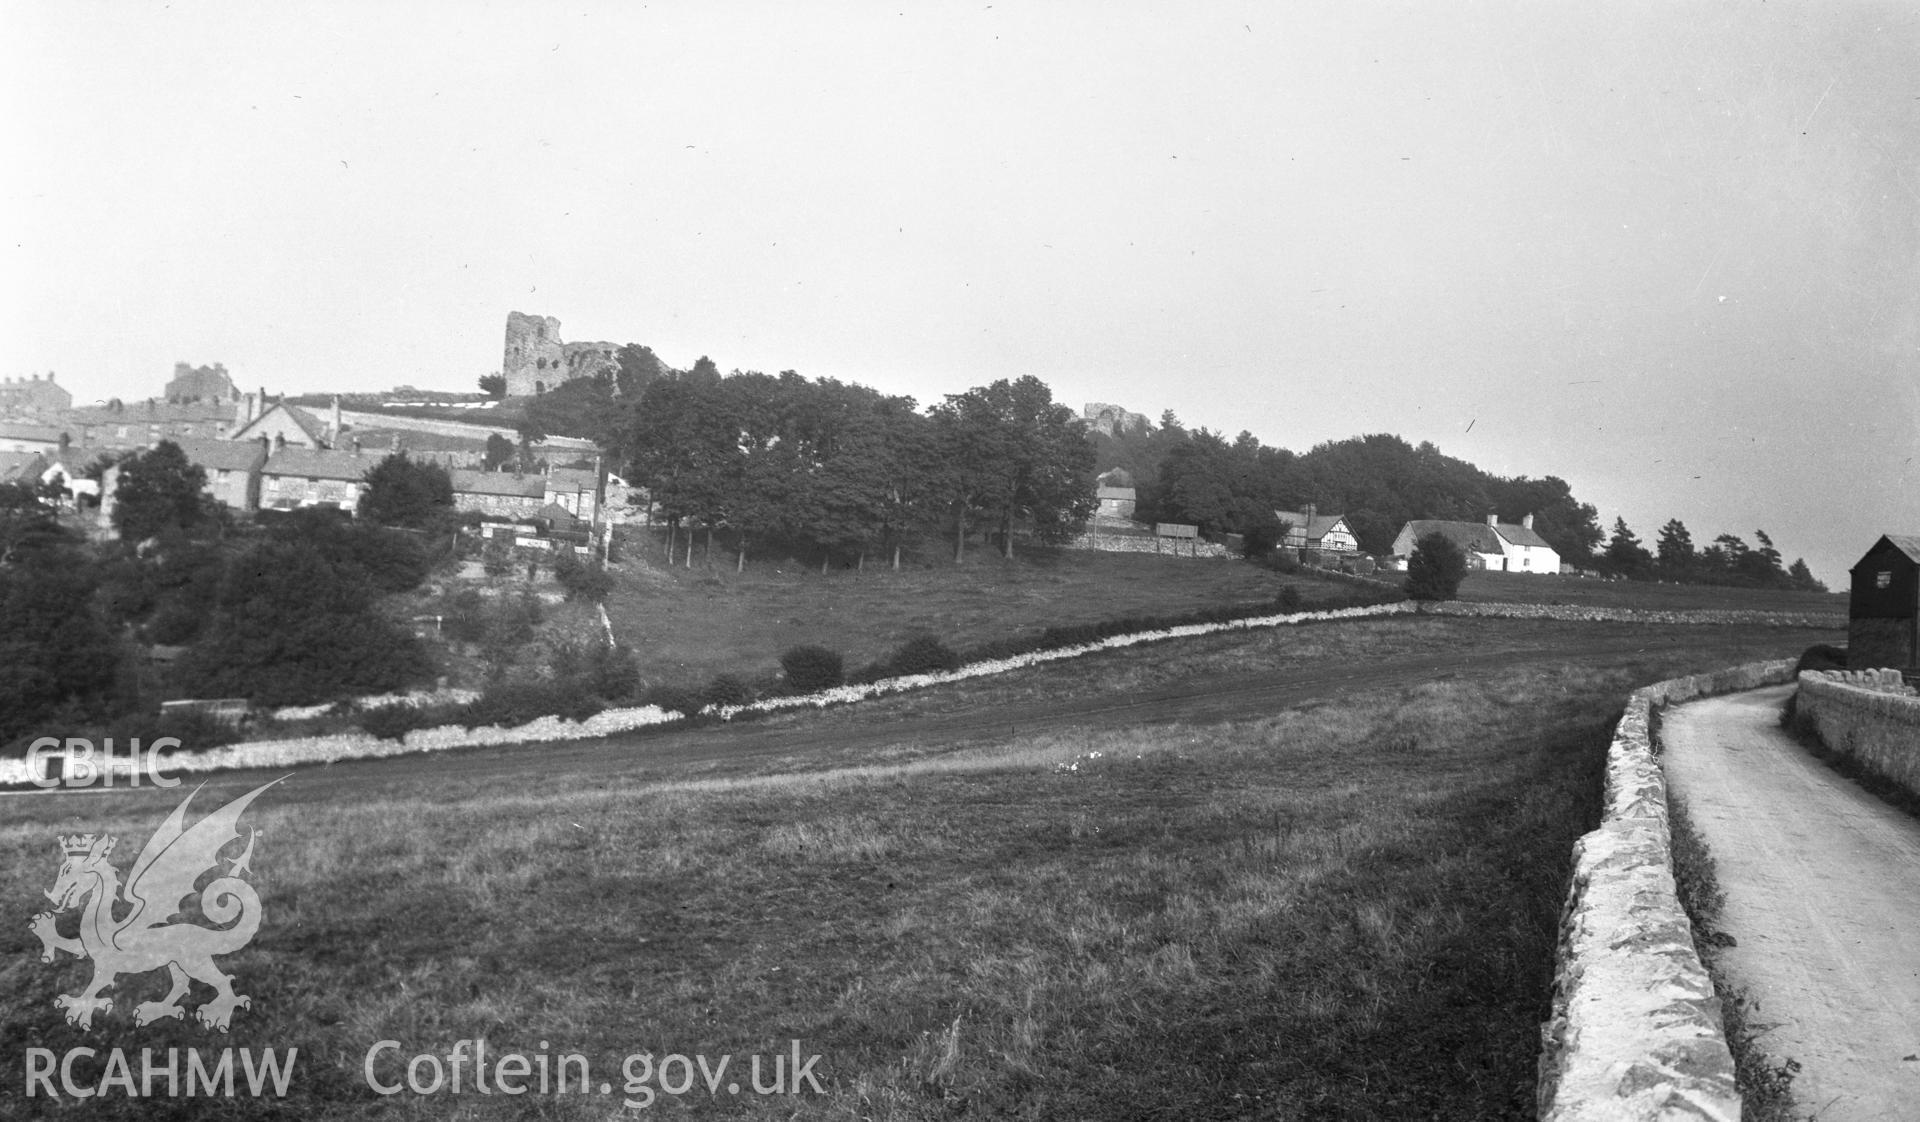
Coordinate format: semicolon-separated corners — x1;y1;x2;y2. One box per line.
1847;534;1920;670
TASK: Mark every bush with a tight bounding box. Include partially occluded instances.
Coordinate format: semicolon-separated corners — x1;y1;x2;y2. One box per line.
443;589;486;643
702;673;756;708
888;635;962;676
553;553;613;602
457;678;605;730
481;534;514;577
1793;644;1848;674
780;644;845;691
590;644;641;702
1405;532;1467;602
358;703;450;742
1276;585;1304;613
641;684;703;718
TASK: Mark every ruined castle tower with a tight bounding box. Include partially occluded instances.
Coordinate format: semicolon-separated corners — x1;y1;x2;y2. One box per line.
502;312;567;397
502;311;620;397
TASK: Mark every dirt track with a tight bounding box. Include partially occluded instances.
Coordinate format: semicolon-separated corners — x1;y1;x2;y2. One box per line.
1662;686;1920;1119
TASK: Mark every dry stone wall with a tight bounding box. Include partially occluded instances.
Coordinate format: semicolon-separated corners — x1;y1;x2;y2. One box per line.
1064;531;1235;557
1537;658;1795;1121
1795;669;1920;798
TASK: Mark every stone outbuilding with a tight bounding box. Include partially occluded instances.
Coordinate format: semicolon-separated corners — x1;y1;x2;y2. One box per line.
1847;534;1920;671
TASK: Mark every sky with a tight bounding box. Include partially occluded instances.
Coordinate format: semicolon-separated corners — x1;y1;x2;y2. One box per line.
4;1;1916;585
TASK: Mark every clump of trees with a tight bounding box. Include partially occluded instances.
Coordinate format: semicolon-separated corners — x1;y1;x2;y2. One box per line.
1602;517;1825;591
612;365;1095;570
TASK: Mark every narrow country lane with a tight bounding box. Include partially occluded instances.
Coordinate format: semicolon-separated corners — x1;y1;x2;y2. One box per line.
1661;685;1920;1119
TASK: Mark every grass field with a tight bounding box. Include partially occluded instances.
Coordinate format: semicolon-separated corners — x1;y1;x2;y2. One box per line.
0;616;1835;1119
591;543;1335;686
559;539;1843;691
1454;569;1846;614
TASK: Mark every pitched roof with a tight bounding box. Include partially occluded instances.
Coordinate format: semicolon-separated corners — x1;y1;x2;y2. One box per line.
65;401;233;425
0;421;63;443
1275;510;1348;540
0;451;47;480
1399;519;1504;555
1856;534;1920;568
175;438;268;473
450;469;545;498
545;466;599;491
1493;521;1554;550
263;446;373;481
231;402;329;445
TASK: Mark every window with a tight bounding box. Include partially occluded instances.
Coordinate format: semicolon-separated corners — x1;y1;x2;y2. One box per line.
1877;571;1893;589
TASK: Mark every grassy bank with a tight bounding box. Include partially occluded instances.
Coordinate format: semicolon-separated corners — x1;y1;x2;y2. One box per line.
0;620;1827;1119
592;544;1334;685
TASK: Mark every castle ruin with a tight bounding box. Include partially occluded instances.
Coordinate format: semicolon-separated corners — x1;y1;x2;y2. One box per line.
1082;402;1149;436
502;311;619;397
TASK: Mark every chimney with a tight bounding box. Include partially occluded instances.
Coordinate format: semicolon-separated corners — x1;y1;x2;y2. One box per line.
330;396;342;442
1522;513;1534;530
1486;513;1498;527
274;433;286;452
254;387;265;423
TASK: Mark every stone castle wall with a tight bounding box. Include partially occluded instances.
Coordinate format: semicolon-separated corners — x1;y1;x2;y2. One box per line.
502;312;620;397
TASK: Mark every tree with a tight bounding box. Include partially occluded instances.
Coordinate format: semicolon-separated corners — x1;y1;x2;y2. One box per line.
619;365;739;565
1405;532;1467;601
0;481;69;566
357;452;454;529
1742;529;1786;585
1655;519;1695;573
1787;558;1826;592
1604;518;1652;576
483;433;516;472
478;373;507;398
111;441;207;543
0;535;129;743
927;376;1094;561
176;536;431;706
615;343;664;399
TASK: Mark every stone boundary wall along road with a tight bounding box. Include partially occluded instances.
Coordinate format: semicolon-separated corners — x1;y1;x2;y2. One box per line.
1537;658;1796;1122
1794;668;1920;799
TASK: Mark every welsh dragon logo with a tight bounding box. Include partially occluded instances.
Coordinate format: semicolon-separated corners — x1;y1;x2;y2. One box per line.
28;780;280;1032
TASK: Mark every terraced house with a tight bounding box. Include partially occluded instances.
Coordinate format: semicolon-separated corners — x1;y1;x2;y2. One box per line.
261;441;375;512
